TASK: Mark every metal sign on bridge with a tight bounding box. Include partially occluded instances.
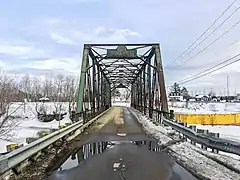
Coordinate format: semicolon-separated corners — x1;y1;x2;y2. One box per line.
106;45;137;59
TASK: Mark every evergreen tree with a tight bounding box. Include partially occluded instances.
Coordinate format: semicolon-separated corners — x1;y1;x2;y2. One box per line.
181;87;190;99
170;83;181;95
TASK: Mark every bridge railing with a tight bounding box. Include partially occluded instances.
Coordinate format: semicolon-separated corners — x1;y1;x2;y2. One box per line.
0;108;111;176
135;107;240;156
72;107;107;123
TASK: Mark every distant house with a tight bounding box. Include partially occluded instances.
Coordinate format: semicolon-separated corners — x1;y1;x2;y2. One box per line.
169;92;183;101
217;96;236;102
237;93;240;101
39;97;50;102
195;95;209;102
211;96;219;102
189;98;196;102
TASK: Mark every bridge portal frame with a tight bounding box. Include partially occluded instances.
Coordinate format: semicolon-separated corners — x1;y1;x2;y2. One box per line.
77;43;168;122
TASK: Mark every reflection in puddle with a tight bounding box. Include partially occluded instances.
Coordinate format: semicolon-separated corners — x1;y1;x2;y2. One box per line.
58;142;109;171
58;140;161;171
132;140;162;152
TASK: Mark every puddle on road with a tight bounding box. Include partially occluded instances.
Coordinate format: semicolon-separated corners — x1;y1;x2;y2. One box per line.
56;140;162;172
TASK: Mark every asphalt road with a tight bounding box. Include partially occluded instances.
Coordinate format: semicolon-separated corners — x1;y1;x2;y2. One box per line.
45;107;198;180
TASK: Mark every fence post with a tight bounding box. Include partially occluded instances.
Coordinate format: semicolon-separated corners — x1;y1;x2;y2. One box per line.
215;133;220;153
178;122;187;141
83;111;87;124
160;111;163;125
197;129;208;150
170;109;174;120
189;125;196;145
183;122;187;141
202;129;208;150
157;110;160;124
209;132;220;153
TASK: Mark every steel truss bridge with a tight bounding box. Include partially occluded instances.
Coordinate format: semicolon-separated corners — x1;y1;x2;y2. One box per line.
0;44;240;180
77;43;168;120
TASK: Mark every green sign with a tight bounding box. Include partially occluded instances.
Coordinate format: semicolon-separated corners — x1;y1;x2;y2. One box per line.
107;45;137;59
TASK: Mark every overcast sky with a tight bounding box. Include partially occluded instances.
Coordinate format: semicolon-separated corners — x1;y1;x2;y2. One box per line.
0;0;240;94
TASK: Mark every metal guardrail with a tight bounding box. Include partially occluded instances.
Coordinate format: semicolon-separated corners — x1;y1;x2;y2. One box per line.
162;118;240;156
132;107;240;156
0;108;111;176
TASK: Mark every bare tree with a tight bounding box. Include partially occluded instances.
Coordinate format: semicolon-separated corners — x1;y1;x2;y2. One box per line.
0;73;16;115
31;77;47;118
0;103;23;140
122;89;131;102
0;72;79;125
20;74;32;101
31;76;43;100
0;71;80;138
53;75;64;112
0;72;22;140
63;76;77;111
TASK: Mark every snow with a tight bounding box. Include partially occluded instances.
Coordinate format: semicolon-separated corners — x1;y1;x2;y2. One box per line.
169;143;240;180
169;101;240;114
169;101;240;143
0;139;14;153
186;142;240;166
130;107;179;144
112;101;130;107
130;108;240;180
0;102;72;153
39;97;50;101
195;125;240;141
0;101;129;153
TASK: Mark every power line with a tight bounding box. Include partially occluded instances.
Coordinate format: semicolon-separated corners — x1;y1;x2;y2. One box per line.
166;39;240;87
177;54;240;85
179;6;240;64
173;0;237;63
178;53;240;84
181;18;240;64
178;58;240;84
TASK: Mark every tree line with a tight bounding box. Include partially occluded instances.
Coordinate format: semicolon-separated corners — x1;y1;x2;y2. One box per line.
169;82;218;100
0;71;78;115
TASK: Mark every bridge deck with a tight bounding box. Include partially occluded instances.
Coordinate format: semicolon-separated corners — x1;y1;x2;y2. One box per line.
45;107;197;180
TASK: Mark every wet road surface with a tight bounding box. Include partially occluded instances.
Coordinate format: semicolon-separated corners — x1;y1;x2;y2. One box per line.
45;107;198;180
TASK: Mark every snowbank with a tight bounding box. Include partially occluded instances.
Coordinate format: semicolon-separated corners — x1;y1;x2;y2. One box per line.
169;101;240;143
195;125;240;141
169;142;240;180
0;102;72;153
130;107;179;144
169;101;240;114
129;107;240;180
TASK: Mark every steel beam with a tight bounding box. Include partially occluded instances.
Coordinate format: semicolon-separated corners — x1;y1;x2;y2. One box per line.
154;45;168;114
77;46;89;114
85;43;159;46
77;43;168;122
